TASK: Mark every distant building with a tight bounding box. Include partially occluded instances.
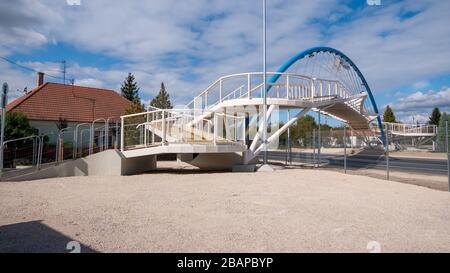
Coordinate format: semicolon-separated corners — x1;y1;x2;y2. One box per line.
6;73;132;143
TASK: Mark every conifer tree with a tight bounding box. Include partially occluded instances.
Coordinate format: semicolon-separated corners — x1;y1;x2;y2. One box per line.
383;105;397;123
437;112;449;151
150;82;172;109
120;73;140;102
429;107;441;126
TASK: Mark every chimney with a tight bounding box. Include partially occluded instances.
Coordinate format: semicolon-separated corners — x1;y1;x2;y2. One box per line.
37;72;44;86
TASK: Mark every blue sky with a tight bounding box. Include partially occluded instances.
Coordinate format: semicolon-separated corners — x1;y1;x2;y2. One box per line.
1;0;449;123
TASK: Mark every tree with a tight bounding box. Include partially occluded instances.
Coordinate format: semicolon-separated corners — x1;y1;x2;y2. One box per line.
437;112;449;151
55;117;68;131
150;82;172;109
120;73;140;102
291;115;317;147
383;105;397;123
4;111;38;146
125;101;145;115
429;107;441;126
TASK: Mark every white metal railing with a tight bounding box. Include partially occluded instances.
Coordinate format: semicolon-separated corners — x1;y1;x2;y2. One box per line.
120;108;246;152
0;117;121;176
383;122;437;136
186;72;353;111
0;135;43;171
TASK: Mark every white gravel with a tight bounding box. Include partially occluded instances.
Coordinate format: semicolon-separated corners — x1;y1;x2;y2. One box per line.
1;166;450;253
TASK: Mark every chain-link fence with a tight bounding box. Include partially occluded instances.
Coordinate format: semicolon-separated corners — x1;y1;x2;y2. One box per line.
268;124;449;191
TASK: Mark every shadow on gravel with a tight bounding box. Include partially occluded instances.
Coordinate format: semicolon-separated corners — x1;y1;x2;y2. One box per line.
0;220;98;253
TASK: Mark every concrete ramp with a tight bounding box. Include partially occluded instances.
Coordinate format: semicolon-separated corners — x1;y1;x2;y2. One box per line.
319;102;370;130
2;150;156;181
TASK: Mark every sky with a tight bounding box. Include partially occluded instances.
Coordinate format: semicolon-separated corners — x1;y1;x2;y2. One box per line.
0;0;449;124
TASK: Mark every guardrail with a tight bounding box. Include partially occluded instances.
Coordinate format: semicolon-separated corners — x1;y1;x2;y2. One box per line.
0;117;121;175
120;109;246;152
383;122;437;136
186;72;354;110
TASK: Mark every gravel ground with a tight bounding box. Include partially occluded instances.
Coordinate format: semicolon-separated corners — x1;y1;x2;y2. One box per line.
1;165;450;253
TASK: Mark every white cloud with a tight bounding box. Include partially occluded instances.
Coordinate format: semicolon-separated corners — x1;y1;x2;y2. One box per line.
1;0;450;111
412;81;429;89
390;87;450;123
74;78;104;88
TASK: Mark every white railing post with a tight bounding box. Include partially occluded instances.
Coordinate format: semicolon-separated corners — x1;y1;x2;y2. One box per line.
242;116;246;145
219;79;223;102
320;81;323;97
213;114;217;145
145;112;149;147
120;116;124;152
311;79;315;99
247;73;251;99
115;120;119;149
152;112;155;144
286;75;290;99
162;111;166;145
89;124;94;155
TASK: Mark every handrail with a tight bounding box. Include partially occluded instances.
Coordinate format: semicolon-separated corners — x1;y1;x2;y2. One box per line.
185;71;352;110
3;135;39;145
378;122;437;136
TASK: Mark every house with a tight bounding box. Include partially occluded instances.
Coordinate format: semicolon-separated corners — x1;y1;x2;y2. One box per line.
6;73;133;144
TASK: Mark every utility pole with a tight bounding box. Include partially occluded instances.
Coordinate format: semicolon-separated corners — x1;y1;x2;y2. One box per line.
262;0;268;165
0;83;8;172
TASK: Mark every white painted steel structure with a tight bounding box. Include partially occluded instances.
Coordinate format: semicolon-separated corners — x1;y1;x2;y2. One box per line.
382;122;436;137
120;71;377;166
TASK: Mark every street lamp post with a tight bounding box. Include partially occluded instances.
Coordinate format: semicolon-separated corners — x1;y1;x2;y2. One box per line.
0;83;8;172
262;0;269;166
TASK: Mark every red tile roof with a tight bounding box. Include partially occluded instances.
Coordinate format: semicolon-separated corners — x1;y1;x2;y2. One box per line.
7;83;133;123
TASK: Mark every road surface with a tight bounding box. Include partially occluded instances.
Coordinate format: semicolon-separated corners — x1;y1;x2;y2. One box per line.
266;151;448;175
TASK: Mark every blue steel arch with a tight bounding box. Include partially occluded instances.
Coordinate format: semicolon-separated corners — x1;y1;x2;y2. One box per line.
267;46;385;142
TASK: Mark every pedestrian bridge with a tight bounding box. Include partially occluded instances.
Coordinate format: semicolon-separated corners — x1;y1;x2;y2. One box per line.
119;47;385;168
382;122;436;137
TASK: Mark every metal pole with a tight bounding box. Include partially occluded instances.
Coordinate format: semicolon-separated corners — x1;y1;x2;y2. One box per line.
262;0;268;165
120;117;124;152
162;111;166;144
56;134;60;162
446;121;449;192
344;125;347;173
0;83;8;172
105;121;109;149
318;111;321;166
115;120;119;149
312;129;316;165
386;125;390;180
37;136;42;169
89;124;94;155
0;108;5;171
287;109;291;165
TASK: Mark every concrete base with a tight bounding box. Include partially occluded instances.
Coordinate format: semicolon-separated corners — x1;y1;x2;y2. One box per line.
232;164;256;172
180;152;243;170
3;150;157;181
257;164;274;172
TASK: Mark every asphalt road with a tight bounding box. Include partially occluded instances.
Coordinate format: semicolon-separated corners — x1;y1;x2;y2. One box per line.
266;151;449;175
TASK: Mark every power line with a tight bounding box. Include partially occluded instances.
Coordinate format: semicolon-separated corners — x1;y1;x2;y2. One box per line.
0;56;74;83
